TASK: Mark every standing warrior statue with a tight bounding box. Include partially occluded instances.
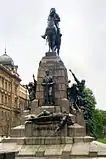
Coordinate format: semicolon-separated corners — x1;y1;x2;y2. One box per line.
69;69;85;107
26;74;37;102
42;70;55;105
69;69;85;93
41;8;62;55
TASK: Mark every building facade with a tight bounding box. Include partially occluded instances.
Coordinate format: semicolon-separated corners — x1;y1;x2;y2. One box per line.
0;50;28;136
19;84;29;112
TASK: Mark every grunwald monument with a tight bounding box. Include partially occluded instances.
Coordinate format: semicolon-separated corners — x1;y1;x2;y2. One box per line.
1;8;106;159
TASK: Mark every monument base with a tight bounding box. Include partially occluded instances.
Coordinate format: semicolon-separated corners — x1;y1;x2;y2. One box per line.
1;52;106;158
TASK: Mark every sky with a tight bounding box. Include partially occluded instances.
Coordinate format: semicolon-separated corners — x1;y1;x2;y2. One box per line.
0;0;106;110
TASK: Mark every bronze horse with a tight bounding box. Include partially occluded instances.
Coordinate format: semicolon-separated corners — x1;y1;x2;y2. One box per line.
44;17;61;55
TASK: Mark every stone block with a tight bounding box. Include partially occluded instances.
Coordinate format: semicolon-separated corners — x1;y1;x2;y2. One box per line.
55;106;61;112
83;136;94;142
60;98;70;113
73;137;84;142
46;52;57;56
62;144;72;159
34;137;41;145
76;111;85;126
44;137;50;145
25;122;32;137
58;77;66;84
31;99;38;113
59;91;65;98
68;124;85;137
39;99;43;106
60;124;68;137
61;84;66;90
60;137;65;144
36;146;45;157
61;70;65;76
36;91;43;99
40;105;56;113
44;145;63;156
11;125;25;137
25;138;33;145
65;137;73;144
89;151;98;157
17;138;25;145
55;91;60;98
40;137;45;145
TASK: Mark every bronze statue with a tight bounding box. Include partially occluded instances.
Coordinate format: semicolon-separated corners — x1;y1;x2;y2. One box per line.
42;70;54;105
69;69;85;109
41;8;62;55
42;8;61;39
26;74;37;102
69;69;85;93
26;110;74;132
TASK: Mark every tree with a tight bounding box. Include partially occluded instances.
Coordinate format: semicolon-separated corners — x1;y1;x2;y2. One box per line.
82;88;96;137
94;109;104;138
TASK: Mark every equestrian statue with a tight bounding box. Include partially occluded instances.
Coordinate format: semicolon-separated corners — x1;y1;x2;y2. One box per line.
41;8;62;55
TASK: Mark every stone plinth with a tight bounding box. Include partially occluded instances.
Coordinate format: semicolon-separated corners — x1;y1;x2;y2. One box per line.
68;123;86;137
10;125;25;137
36;52;68;106
25;121;67;137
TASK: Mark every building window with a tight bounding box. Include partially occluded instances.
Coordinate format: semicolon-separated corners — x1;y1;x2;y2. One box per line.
15;98;17;107
5;81;7;90
1;111;3;120
5;96;7;105
8;97;10;106
8;83;11;92
1;95;4;104
0;93;1;104
2;77;4;89
0;76;2;88
15;85;17;95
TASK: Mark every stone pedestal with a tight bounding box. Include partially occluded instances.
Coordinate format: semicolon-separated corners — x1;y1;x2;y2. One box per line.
36;52;68;106
76;111;85;126
30;99;38;114
25;121;67;137
60;98;70;113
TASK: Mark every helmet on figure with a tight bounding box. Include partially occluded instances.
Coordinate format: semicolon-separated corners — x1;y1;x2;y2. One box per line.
50;8;56;14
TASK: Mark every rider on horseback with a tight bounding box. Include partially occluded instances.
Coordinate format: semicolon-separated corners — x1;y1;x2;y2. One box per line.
41;8;62;39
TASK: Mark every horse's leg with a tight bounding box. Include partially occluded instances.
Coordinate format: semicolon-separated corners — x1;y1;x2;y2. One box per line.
57;48;60;56
52;34;56;52
49;45;50;52
47;35;51;52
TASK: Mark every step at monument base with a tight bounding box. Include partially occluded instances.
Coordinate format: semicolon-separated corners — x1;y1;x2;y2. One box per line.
2;136;94;145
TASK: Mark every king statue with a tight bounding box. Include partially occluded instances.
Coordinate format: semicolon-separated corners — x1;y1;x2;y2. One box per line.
41;8;62;55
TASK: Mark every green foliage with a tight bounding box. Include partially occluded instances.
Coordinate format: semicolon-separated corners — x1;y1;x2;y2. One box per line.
97;139;106;144
102;111;106;126
82;88;96;137
94;109;104;138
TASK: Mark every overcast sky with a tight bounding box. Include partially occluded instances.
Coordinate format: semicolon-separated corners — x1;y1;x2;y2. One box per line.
0;0;106;110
